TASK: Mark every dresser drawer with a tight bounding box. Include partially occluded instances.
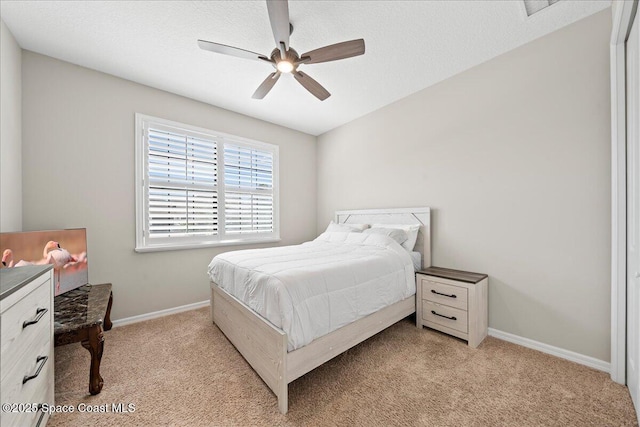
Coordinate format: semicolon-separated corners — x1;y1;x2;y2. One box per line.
421;278;467;311
1;279;51;381
1;336;53;409
0;368;53;427
1;267;54;427
422;301;468;333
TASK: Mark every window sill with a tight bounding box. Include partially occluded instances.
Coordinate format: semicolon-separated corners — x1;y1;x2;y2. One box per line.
135;237;282;253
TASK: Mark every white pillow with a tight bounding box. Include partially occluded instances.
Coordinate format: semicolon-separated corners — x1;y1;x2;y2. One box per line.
370;223;420;251
343;223;369;231
363;227;408;245
325;221;368;233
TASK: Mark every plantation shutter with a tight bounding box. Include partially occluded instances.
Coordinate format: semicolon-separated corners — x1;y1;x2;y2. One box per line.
146;127;218;238
224;144;274;234
136;114;279;251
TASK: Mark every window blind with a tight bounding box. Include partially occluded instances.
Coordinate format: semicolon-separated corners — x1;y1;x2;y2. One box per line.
147;128;218;238
224;144;274;234
136;114;279;251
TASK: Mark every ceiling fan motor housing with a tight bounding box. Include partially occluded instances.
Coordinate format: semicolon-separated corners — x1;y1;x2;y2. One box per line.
271;47;299;72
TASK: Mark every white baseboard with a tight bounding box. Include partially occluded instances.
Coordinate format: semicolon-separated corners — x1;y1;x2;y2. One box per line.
110;306;610;373
488;328;610;373
112;300;210;328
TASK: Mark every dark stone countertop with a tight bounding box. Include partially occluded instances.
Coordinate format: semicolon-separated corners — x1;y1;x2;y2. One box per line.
0;264;53;301
54;283;112;333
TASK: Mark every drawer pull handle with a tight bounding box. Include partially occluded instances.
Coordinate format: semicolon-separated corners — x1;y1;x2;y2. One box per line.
431;310;457;321
22;355;48;384
431;289;457;298
23;308;48;329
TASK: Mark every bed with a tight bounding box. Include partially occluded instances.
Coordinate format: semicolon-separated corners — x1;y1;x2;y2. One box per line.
208;207;431;414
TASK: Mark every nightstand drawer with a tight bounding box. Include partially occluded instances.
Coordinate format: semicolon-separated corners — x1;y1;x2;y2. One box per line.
422;301;468;333
421;279;467;310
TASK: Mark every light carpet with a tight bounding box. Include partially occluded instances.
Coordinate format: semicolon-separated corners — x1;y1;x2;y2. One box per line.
49;307;638;426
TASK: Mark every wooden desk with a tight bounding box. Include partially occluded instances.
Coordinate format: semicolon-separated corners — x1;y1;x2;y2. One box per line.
54;283;113;395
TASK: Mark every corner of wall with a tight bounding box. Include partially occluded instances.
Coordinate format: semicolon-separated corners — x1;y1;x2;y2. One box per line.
0;19;23;232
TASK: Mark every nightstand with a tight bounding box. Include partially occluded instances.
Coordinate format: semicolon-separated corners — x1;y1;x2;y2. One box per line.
416;266;488;348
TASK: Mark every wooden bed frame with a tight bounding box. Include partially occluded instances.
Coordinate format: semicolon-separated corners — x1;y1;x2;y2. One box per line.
210;207;431;414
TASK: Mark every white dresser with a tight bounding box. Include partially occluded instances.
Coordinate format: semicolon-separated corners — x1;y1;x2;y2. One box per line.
1;265;55;427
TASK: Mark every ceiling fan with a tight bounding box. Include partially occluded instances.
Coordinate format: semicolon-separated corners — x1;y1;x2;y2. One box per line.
197;0;365;101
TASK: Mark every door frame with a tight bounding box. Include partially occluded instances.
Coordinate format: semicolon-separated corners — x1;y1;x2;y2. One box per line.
610;0;637;384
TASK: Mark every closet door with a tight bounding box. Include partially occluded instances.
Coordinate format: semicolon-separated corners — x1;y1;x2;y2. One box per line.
626;9;640;414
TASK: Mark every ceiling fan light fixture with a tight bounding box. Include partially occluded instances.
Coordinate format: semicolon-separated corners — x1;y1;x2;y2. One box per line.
276;60;294;73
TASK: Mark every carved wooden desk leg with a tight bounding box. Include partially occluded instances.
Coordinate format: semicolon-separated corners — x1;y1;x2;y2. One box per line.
81;324;104;395
104;292;113;331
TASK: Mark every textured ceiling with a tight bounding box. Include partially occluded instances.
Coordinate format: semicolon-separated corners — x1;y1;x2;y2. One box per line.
0;1;610;136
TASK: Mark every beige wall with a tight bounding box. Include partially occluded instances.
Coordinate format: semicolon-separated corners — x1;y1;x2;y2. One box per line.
17;7;613;361
21;52;316;320
0;20;22;232
317;10;612;361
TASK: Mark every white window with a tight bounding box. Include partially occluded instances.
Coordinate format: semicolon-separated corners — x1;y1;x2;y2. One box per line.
135;114;279;252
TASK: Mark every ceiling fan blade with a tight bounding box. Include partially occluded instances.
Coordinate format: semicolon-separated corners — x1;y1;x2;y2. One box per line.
252;72;281;99
300;39;365;65
293;71;330;101
266;0;290;58
198;39;268;62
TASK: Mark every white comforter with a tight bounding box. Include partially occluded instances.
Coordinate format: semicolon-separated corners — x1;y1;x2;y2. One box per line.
207;232;415;351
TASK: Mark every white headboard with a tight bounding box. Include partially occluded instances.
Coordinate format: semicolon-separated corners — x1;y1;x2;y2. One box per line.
335;207;431;268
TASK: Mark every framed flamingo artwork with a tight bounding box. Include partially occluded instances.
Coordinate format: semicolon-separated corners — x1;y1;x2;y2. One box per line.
0;228;89;296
